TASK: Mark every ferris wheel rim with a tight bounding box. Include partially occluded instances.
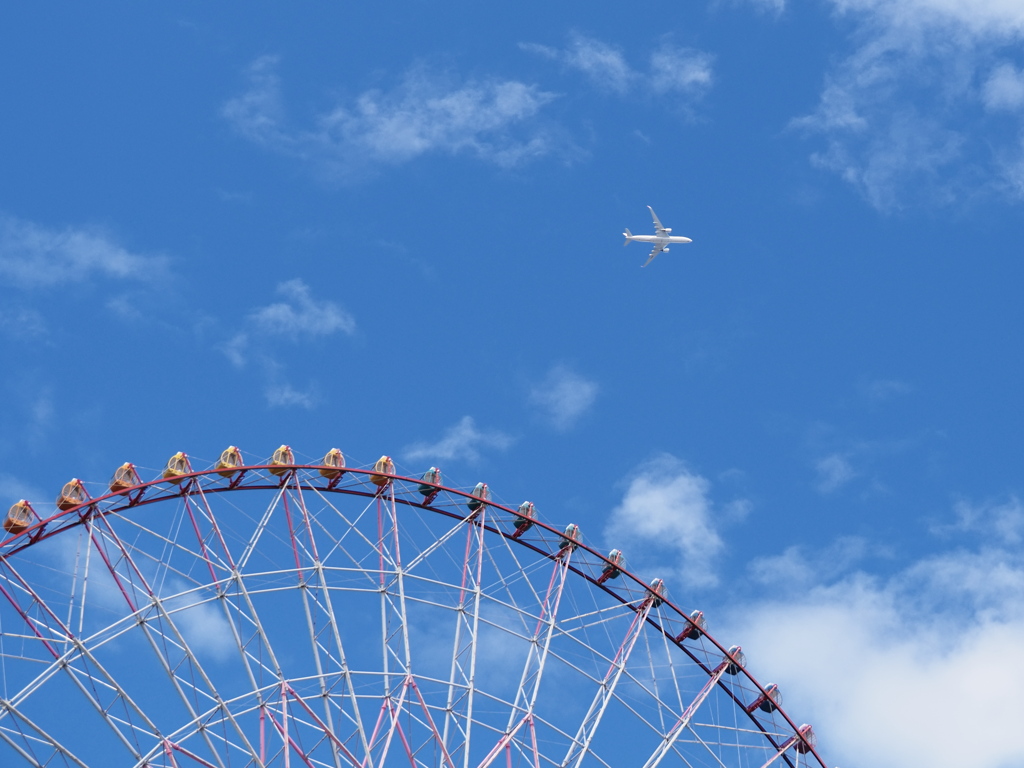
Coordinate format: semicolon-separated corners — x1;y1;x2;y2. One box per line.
0;461;825;768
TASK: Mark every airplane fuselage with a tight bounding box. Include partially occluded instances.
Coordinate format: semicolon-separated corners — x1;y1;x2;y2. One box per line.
625;235;693;248
624;206;692;266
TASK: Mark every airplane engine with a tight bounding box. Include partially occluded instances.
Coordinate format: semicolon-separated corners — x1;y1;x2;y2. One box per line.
664;227;672;233
663;247;670;252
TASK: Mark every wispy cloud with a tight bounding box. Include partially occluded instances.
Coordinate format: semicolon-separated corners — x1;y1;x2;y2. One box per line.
223;278;355;369
0;474;45;505
264;382;319;410
0;307;47;339
983;63;1024;111
218;278;352;409
223;56;563;179
250;278;355;339
815;452;856;493
935;495;1024;545
522;33;713;100
529;364;598;431
861;377;912;402
792;0;1024;208
604;455;739;589
748;537;870;588
404;416;513;464
0;214;167;288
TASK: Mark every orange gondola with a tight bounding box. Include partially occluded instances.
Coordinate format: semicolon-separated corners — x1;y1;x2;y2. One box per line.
3;500;35;534
57;479;88;511
109;463;141;493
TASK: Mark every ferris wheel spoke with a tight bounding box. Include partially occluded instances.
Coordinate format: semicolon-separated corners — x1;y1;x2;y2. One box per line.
476;551;573;768
87;514;267;768
282;684;365;768
263;689;321;768
638;659;731;768
286;480;372;768
235;484;290;573
187;478;291;695
366;677;412;767
407;677;459;768
376;489;414;697
560;591;657;768
0;698;91;768
440;508;486;768
0;560;165;762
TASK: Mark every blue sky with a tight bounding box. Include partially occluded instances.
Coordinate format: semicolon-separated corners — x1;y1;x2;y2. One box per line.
2;2;1024;765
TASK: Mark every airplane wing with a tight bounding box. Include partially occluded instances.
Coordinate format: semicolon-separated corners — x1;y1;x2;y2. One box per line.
648;206;668;235
642;242;665;267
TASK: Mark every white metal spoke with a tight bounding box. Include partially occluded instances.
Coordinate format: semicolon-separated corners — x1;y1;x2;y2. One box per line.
560;594;657;768
640;663;730;768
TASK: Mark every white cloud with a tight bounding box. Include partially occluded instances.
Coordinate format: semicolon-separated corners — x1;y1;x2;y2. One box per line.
529;365;598;430
250;278;355;339
604;455;732;589
523;36;634;94
404;416;513;464
218;280;350;408
0;307;46;339
793;0;1024;207
221;55;289;147
983;63;1024;111
814;453;856;493
220;332;249;368
862;377;912;401
649;47;714;94
725;542;1024;768
0;474;45;506
264;382;318;409
224;57;561;177
829;0;1024;34
0;214;167;288
936;495;1024;544
743;0;787;13
748;537;869;588
522;34;713;99
163;580;237;664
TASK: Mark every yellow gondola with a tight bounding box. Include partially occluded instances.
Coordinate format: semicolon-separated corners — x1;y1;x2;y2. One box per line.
319;448;346;479
162;452;192;485
269;445;294;476
370;456;394;486
57;479;88;511
3;500;35;534
216;446;243;477
109;463;141;493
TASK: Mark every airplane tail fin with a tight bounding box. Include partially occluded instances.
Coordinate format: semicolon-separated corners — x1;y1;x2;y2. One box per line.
623;228;632;246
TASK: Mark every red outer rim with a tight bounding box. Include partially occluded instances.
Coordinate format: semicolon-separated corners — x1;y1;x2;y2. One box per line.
1;463;826;768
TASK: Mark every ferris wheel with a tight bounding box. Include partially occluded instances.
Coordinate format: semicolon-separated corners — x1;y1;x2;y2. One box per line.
0;446;825;768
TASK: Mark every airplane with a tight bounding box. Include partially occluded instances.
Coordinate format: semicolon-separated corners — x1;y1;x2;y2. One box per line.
623;206;693;267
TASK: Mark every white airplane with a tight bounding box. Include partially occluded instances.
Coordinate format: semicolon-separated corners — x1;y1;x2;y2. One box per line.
623;206;693;267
